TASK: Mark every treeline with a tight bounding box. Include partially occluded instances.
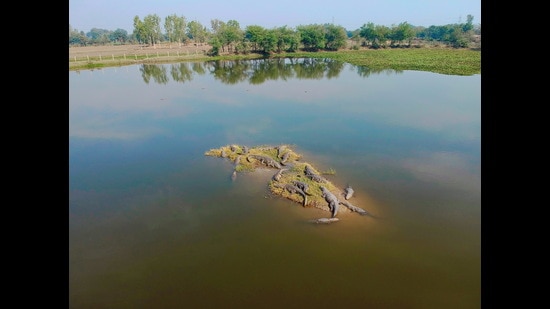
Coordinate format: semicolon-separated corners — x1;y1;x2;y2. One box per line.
69;14;480;54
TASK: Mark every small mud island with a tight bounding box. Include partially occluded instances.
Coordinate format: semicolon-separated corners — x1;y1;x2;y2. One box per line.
205;144;373;223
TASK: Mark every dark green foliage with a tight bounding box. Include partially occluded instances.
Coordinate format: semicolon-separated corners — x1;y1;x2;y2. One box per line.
297;24;326;51
323;24;347;50
110;29;129;43
207;37;222;56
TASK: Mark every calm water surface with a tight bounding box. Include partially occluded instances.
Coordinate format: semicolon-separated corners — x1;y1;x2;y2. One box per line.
69;59;481;309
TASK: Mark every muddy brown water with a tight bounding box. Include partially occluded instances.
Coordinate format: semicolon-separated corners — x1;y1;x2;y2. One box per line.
69;59;481;308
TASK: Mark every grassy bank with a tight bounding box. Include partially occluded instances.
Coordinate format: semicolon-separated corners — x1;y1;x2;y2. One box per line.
277;48;481;76
69;47;481;76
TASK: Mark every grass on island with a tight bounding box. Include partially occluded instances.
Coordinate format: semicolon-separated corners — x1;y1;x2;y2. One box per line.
205;144;348;213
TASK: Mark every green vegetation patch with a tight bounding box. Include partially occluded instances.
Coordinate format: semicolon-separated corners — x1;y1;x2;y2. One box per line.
275;48;480;76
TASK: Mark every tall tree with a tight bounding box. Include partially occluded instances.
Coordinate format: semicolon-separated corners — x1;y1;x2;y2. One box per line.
133;16;146;44
69;24;89;46
359;22;376;46
133;14;162;45
323;24;347;50
187;20;208;44
274;26;300;52
462;15;474;32
143;14;162;46
210;19;223;34
110;28;128;44
165;14;187;45
374;25;390;47
359;22;390;48
258;29;277;54
210;19;243;53
209;19;226;52
297;24;326;51
87;28;111;44
245;25;265;51
222;20;243;52
389;22;415;46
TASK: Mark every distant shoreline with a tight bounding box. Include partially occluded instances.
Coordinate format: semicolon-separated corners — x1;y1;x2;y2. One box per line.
69;43;481;76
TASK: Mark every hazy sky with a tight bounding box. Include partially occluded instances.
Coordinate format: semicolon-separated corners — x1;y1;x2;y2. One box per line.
69;0;481;33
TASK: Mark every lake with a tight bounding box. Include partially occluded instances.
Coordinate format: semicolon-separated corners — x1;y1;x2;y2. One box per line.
69;58;481;309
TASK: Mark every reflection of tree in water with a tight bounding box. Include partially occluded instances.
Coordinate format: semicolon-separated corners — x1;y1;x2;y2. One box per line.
170;63;193;83
293;58;331;80
355;66;401;78
191;62;206;75
325;59;345;79
140;64;169;84
248;58;294;85
206;60;251;85
139;58;397;85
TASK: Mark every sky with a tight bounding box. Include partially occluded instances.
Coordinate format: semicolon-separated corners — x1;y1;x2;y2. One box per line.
69;0;481;34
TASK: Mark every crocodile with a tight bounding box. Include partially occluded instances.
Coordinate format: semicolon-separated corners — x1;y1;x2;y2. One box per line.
247;154;282;169
257;146;277;152
307;173;327;183
340;200;377;218
241;145;249;154
280;152;290;165
272;168;288;181
320;186;340;217
277;145;287;158
343;185;354;200
304;165;328;183
276;183;308;206
308;217;340;224
234;155;242;165
304;164;315;175
292;180;312;195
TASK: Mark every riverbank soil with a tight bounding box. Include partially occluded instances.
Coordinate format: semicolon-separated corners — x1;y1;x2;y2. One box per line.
68;43;212;59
